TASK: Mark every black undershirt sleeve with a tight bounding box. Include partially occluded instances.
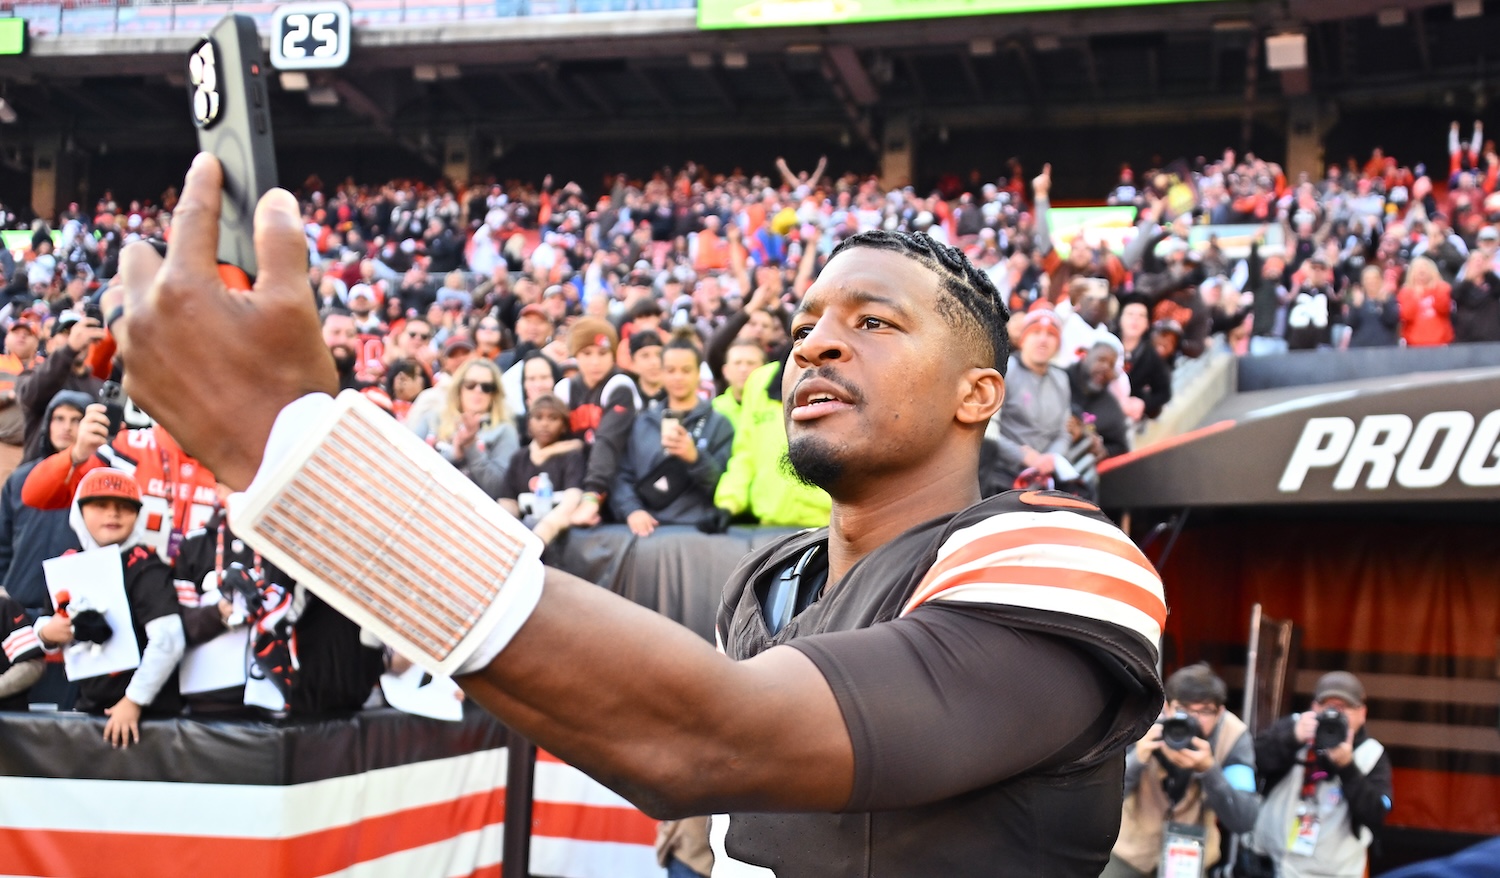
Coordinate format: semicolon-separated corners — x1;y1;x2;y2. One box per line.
787;601;1117;812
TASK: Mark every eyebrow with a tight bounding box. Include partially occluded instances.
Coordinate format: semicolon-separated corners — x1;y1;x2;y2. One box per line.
795;287;915;321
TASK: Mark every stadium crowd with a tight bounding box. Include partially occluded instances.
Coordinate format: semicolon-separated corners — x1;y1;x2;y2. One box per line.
0;130;1491;876
1;130;1497;588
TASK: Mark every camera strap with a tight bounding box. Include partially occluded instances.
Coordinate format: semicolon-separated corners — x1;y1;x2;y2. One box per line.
1287;746;1326;856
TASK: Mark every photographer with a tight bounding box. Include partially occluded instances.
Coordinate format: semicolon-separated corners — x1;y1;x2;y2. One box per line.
1106;663;1259;878
1251;672;1392;878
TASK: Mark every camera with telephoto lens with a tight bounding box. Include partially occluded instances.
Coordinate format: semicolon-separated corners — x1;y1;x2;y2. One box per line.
1160;712;1205;751
1314;708;1349;752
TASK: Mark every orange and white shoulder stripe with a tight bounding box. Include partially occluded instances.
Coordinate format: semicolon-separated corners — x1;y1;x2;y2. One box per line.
3;625;42;662
900;509;1166;646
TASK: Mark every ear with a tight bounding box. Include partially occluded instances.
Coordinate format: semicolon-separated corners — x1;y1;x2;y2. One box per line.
955;367;1004;427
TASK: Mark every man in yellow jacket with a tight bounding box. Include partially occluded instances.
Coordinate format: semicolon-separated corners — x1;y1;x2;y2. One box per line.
714;360;830;528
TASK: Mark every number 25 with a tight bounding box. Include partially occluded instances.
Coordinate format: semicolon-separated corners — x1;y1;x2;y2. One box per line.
282;12;339;59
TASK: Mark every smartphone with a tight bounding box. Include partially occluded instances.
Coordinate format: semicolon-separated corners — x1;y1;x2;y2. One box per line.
187;14;277;286
98;380;126;439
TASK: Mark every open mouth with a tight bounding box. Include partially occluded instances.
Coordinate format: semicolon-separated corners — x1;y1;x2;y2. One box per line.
790;375;858;421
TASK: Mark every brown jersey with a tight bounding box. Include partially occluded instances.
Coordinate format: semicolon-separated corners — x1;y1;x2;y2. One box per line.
713;490;1166;877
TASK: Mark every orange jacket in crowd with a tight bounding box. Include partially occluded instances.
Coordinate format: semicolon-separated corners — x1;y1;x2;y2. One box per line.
22;424;219;561
1397;281;1455;347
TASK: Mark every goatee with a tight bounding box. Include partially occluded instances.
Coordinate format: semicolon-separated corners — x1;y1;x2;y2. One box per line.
782;437;844;490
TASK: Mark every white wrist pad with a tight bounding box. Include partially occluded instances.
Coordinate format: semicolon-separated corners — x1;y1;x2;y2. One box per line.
228;391;545;676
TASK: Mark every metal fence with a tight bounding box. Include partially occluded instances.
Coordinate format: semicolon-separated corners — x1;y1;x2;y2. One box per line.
4;0;696;38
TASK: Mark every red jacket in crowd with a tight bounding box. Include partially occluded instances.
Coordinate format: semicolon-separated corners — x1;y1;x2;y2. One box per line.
1397;281;1455;347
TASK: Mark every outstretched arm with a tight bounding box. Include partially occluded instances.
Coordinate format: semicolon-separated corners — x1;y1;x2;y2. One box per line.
108;156;854;817
461;568;853;816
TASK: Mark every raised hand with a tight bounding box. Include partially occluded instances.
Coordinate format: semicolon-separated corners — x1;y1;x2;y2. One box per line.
113;154;338;489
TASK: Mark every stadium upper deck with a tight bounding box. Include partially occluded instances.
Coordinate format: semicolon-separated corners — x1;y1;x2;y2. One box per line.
2;0;1500;215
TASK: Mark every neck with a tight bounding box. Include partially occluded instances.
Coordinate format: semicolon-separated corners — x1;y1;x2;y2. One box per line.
824;448;982;585
667;395;696;412
1023;357;1050;376
639;377;663;396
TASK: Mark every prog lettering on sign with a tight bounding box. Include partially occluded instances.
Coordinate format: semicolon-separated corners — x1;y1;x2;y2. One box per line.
1279;411;1500;493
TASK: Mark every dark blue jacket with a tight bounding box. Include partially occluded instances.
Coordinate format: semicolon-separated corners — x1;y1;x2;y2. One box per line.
0;390;90;616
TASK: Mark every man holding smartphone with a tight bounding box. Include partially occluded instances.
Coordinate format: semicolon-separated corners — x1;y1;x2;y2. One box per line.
16;314;105;463
610;338;733;537
110;155;1163;876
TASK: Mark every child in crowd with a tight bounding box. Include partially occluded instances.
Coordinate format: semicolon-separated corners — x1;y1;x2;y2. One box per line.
34;468;184;747
555;318;641;526
0;589;44;710
499;394;585;547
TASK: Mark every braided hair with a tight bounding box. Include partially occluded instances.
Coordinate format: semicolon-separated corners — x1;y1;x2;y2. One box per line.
829;229;1011;374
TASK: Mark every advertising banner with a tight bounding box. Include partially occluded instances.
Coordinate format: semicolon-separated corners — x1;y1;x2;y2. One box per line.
1099;367;1500;508
699;0;1227;30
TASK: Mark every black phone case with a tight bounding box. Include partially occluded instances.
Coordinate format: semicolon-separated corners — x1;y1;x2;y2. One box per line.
188;14;277;280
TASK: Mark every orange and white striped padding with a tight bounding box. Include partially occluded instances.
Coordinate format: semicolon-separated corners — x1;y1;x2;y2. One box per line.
901;509;1166;646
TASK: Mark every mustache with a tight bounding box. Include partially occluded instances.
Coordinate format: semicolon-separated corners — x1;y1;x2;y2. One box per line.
790;365;864;406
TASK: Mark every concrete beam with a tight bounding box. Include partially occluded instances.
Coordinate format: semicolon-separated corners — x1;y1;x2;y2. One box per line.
331;78;393;133
824;44;879;107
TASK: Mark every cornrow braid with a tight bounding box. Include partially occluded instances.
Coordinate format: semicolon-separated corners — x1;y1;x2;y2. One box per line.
829;229;1011;374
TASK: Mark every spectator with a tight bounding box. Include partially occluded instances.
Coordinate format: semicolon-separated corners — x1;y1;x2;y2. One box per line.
410;358;519;499
497;394;584;547
0;312;45;467
626;329;667;408
322;308;370;392
33;469;186;746
1286;253;1342;350
984;310;1074;495
1397;256;1455;347
435;336;479;384
1068;341;1130;462
1152;319;1185;369
611;339;734;537
1054;278;1119;368
396;263;437;315
386;315;436;373
0;588;44;710
1345;265;1402;348
1475;225;1500;276
16;313;105;463
173;494;384;716
473;313;506;362
1251;672;1391;878
1032;166;1127;295
713;360;831;528
23;402;217;564
1105;663;1259;878
1116;295;1171;420
1246;238;1292;356
1452;250;1500;343
557;318;641;527
510;351;567;439
0;391;87;621
499;303;556;372
382;358;432;424
712;338;766;432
